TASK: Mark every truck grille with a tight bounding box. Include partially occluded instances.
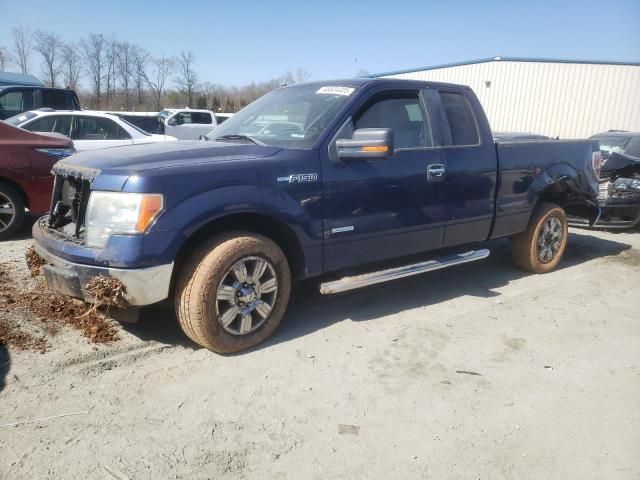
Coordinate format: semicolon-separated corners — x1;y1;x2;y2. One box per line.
48;174;91;240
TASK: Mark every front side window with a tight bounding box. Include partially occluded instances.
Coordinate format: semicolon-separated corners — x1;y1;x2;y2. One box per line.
0;90;35;115
24;115;72;137
205;84;357;149
440;92;479;146
354;95;431;150
75;116;131;140
172;112;193;124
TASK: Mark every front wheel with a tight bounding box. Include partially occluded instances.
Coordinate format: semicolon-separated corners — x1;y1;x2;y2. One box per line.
175;232;291;353
0;184;25;241
512;202;568;273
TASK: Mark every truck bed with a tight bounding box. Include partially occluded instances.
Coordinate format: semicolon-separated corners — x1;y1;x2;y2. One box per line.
492;139;598;238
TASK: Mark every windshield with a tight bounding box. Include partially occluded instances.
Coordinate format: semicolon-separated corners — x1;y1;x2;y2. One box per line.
5;111;37;126
205;84;357;149
591;135;631;157
158;110;173;119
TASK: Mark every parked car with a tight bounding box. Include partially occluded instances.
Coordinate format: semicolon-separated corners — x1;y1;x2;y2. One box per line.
0;85;81;120
589;131;640;161
158;108;217;140
570;151;640;229
0;121;75;239
32;78;601;353
493;131;550;141
6;110;177;152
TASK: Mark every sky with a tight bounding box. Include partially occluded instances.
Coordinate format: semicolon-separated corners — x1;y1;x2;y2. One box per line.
1;0;639;86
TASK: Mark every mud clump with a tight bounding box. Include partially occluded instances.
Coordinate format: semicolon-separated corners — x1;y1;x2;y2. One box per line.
85;276;128;308
25;246;45;277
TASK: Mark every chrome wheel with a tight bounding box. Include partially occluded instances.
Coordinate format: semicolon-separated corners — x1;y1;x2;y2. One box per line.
215;256;278;335
0;192;16;233
537;216;563;263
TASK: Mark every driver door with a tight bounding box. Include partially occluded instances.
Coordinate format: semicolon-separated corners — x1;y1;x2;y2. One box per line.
321;90;448;273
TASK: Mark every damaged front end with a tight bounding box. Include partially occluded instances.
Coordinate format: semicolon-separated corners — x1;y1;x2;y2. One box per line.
32;162;174;312
570;152;640;229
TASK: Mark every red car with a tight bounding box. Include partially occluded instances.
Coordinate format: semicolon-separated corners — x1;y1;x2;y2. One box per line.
0;121;75;239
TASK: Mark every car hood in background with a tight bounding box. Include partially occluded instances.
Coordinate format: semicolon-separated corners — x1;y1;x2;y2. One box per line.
602;152;640;178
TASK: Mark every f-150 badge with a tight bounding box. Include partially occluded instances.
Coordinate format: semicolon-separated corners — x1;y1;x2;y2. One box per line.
277;173;318;183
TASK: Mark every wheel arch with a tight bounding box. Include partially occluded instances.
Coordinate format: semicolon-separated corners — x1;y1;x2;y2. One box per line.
170;211;308;296
0;176;30;209
535;179;599;224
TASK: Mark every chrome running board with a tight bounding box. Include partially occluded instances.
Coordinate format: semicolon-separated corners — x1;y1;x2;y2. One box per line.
319;249;490;294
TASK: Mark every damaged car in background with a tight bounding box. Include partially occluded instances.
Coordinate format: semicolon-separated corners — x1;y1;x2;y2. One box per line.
570;151;640;229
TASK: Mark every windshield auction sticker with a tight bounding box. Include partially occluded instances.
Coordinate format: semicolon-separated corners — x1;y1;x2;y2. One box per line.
316;86;355;96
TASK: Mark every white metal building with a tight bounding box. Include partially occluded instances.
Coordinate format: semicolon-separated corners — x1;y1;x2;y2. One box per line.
374;57;640;139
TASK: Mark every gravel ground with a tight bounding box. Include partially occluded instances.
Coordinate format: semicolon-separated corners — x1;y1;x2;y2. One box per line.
1;218;639;479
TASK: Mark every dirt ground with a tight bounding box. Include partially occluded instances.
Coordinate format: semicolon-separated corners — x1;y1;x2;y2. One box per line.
1;219;639;480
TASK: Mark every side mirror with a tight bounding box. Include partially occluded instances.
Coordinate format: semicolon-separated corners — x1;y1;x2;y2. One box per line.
167;117;181;126
336;128;393;161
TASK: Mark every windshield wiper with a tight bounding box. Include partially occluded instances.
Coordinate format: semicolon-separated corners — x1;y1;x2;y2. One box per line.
214;134;265;146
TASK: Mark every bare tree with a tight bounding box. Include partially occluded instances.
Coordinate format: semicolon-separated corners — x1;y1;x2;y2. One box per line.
104;38;119;108
61;43;82;89
0;47;7;70
11;24;33;74
143;54;175;110
33;30;64;87
175;50;198;107
115;42;136;110
131;46;149;107
80;33;106;108
284;67;311;84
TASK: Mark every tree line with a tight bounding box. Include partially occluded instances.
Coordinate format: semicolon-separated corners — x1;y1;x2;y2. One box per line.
0;25;312;112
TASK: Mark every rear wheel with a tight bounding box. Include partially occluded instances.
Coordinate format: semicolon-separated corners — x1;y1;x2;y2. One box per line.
175;232;291;353
0;184;25;241
512;202;568;273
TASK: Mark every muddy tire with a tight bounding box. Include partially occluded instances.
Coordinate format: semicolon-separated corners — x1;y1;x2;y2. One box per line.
0;183;25;241
175;232;291;353
512;202;568;273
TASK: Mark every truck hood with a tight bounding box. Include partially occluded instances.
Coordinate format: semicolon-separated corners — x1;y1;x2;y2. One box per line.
52;141;283;181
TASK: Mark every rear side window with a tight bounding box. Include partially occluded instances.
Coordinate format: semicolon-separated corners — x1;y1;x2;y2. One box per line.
174;111;212;125
440;92;479;146
75;116;131;140
42;90;70;110
190;112;212;124
24;115;73;137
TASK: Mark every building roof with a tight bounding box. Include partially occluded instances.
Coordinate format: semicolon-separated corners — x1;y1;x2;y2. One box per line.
370;56;640;78
0;71;44;87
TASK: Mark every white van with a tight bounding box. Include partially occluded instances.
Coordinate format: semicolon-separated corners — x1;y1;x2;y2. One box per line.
159;108;217;140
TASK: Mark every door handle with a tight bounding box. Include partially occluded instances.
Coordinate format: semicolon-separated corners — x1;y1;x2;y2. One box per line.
427;163;446;180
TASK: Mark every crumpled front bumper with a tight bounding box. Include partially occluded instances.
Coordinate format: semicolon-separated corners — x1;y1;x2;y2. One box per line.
33;228;174;307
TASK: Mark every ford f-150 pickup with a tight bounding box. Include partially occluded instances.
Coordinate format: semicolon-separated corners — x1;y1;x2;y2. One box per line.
32;78;602;353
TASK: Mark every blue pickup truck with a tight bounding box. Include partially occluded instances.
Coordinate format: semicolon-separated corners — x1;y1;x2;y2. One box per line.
32;78;602;353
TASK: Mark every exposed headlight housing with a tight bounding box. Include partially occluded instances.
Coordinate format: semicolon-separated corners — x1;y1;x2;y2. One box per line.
85;192;164;248
612;178;640;193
